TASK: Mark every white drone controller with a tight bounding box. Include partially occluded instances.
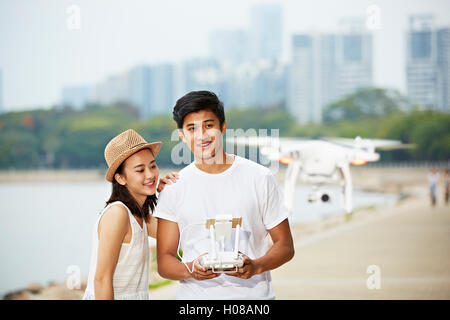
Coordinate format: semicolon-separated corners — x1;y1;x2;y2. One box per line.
200;215;244;273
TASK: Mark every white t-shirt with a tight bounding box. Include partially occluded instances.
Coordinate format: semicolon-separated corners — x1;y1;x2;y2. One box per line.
153;155;290;300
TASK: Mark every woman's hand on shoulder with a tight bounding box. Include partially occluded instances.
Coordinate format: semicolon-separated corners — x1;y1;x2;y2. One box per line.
157;171;180;193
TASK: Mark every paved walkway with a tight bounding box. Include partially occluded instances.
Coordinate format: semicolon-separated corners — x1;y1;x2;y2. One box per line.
148;190;450;300
272;194;450;299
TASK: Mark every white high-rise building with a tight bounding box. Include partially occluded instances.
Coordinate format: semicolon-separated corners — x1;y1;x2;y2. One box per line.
288;18;373;124
225;60;287;109
406;15;450;111
61;85;93;110
438;28;450;112
149;63;174;115
249;4;282;61
288;34;320;124
181;58;225;98
335;18;373;101
208;30;249;65
92;72;129;106
128;65;152;118
128;64;175;118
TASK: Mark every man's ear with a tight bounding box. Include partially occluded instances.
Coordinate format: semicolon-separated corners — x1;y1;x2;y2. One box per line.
114;173;126;186
178;129;186;143
221;121;227;135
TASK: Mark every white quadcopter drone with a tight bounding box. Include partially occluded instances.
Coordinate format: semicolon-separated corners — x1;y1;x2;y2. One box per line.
227;135;412;213
199;215;244;273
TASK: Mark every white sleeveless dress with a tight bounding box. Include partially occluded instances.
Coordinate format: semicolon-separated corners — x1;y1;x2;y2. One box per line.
83;201;150;300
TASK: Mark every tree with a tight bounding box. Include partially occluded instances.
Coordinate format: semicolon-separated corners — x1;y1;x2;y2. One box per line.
323;88;408;123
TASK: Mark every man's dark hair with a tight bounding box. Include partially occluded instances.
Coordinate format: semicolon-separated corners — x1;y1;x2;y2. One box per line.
173;90;225;129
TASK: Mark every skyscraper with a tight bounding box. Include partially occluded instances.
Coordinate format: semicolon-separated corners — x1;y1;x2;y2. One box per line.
149;63;174;115
249;4;282;61
61;85;93;110
128;64;175;118
288;18;373;124
181;58;225;100
92;72;129;106
288;34;318;124
437;28;450;112
128;65;152;118
406;15;450;111
225;60;287;109
208;30;249;65
335;18;373;102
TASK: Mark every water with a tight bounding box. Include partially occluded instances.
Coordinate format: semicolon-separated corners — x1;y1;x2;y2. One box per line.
0;181;399;297
286;185;399;225
0;181;109;297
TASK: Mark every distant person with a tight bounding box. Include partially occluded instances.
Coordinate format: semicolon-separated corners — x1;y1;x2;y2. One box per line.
427;169;440;207
83;129;178;300
444;169;449;206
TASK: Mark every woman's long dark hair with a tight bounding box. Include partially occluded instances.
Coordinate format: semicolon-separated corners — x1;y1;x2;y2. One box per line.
105;161;157;222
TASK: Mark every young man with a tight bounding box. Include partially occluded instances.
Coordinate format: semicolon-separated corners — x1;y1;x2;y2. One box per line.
154;90;294;299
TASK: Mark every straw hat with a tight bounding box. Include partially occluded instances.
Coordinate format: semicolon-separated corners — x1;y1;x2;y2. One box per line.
104;129;162;182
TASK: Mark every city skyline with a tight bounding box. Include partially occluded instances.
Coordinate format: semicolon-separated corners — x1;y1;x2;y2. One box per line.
288;19;374;124
60;10;449;121
406;15;450;111
0;0;450;111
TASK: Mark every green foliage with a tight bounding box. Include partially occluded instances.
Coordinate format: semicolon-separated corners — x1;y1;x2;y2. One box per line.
0;89;449;169
226;106;296;135
323;88;407;123
0;130;40;168
149;279;172;290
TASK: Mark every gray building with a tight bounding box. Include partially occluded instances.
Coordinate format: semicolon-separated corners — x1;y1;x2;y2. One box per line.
208;30;250;65
181;58;226;101
249;4;283;61
201;4;285;110
406;15;450;111
224;60;287;109
149;63;174;115
129;64;175;118
335;18;373;102
128;65;152;118
288;18;373;124
288;35;318;124
179;58;287;110
252;61;287;108
437;28;450;112
61;85;93;110
90;64;175;119
92;72;129;106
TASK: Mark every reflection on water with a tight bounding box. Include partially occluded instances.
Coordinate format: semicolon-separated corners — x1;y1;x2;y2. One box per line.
0;181;399;297
285;185;399;225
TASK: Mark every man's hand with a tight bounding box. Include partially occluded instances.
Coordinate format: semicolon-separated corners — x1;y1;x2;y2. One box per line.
224;254;261;279
188;254;221;281
226;219;295;280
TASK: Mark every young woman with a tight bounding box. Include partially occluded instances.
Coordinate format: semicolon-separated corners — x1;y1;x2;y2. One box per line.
83;129;178;300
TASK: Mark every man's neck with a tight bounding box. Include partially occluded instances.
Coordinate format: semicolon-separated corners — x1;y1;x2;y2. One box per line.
194;151;235;174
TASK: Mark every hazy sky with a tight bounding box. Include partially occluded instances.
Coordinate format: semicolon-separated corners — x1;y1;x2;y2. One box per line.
0;0;449;111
